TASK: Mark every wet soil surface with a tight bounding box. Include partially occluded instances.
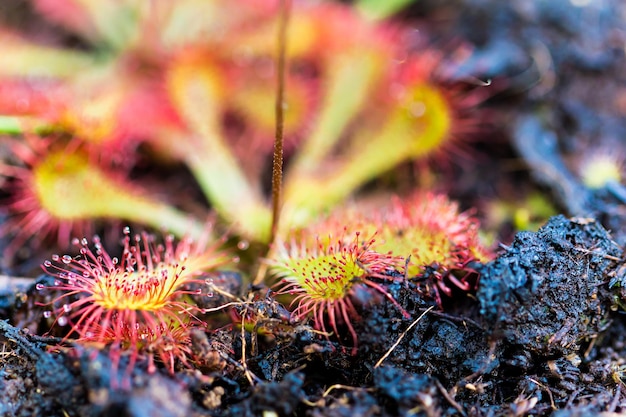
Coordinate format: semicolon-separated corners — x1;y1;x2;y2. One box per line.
3;0;626;416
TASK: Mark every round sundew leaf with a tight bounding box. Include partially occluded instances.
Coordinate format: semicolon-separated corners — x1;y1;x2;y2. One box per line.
392;83;452;158
274;251;365;302
33;150;130;219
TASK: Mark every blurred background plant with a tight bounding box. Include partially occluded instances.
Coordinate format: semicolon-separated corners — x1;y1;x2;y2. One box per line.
0;0;495;276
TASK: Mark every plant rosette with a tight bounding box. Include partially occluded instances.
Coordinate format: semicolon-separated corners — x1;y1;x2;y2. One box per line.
39;227;229;387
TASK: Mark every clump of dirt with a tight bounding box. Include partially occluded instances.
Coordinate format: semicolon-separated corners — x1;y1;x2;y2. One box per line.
478;215;621;357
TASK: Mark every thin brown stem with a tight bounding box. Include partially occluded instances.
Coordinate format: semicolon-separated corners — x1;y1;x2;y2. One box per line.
270;0;291;244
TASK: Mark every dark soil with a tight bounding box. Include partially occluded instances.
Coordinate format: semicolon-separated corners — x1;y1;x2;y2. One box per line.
2;0;626;416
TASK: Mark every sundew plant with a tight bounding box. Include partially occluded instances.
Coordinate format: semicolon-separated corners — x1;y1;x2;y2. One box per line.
40;227;228;385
